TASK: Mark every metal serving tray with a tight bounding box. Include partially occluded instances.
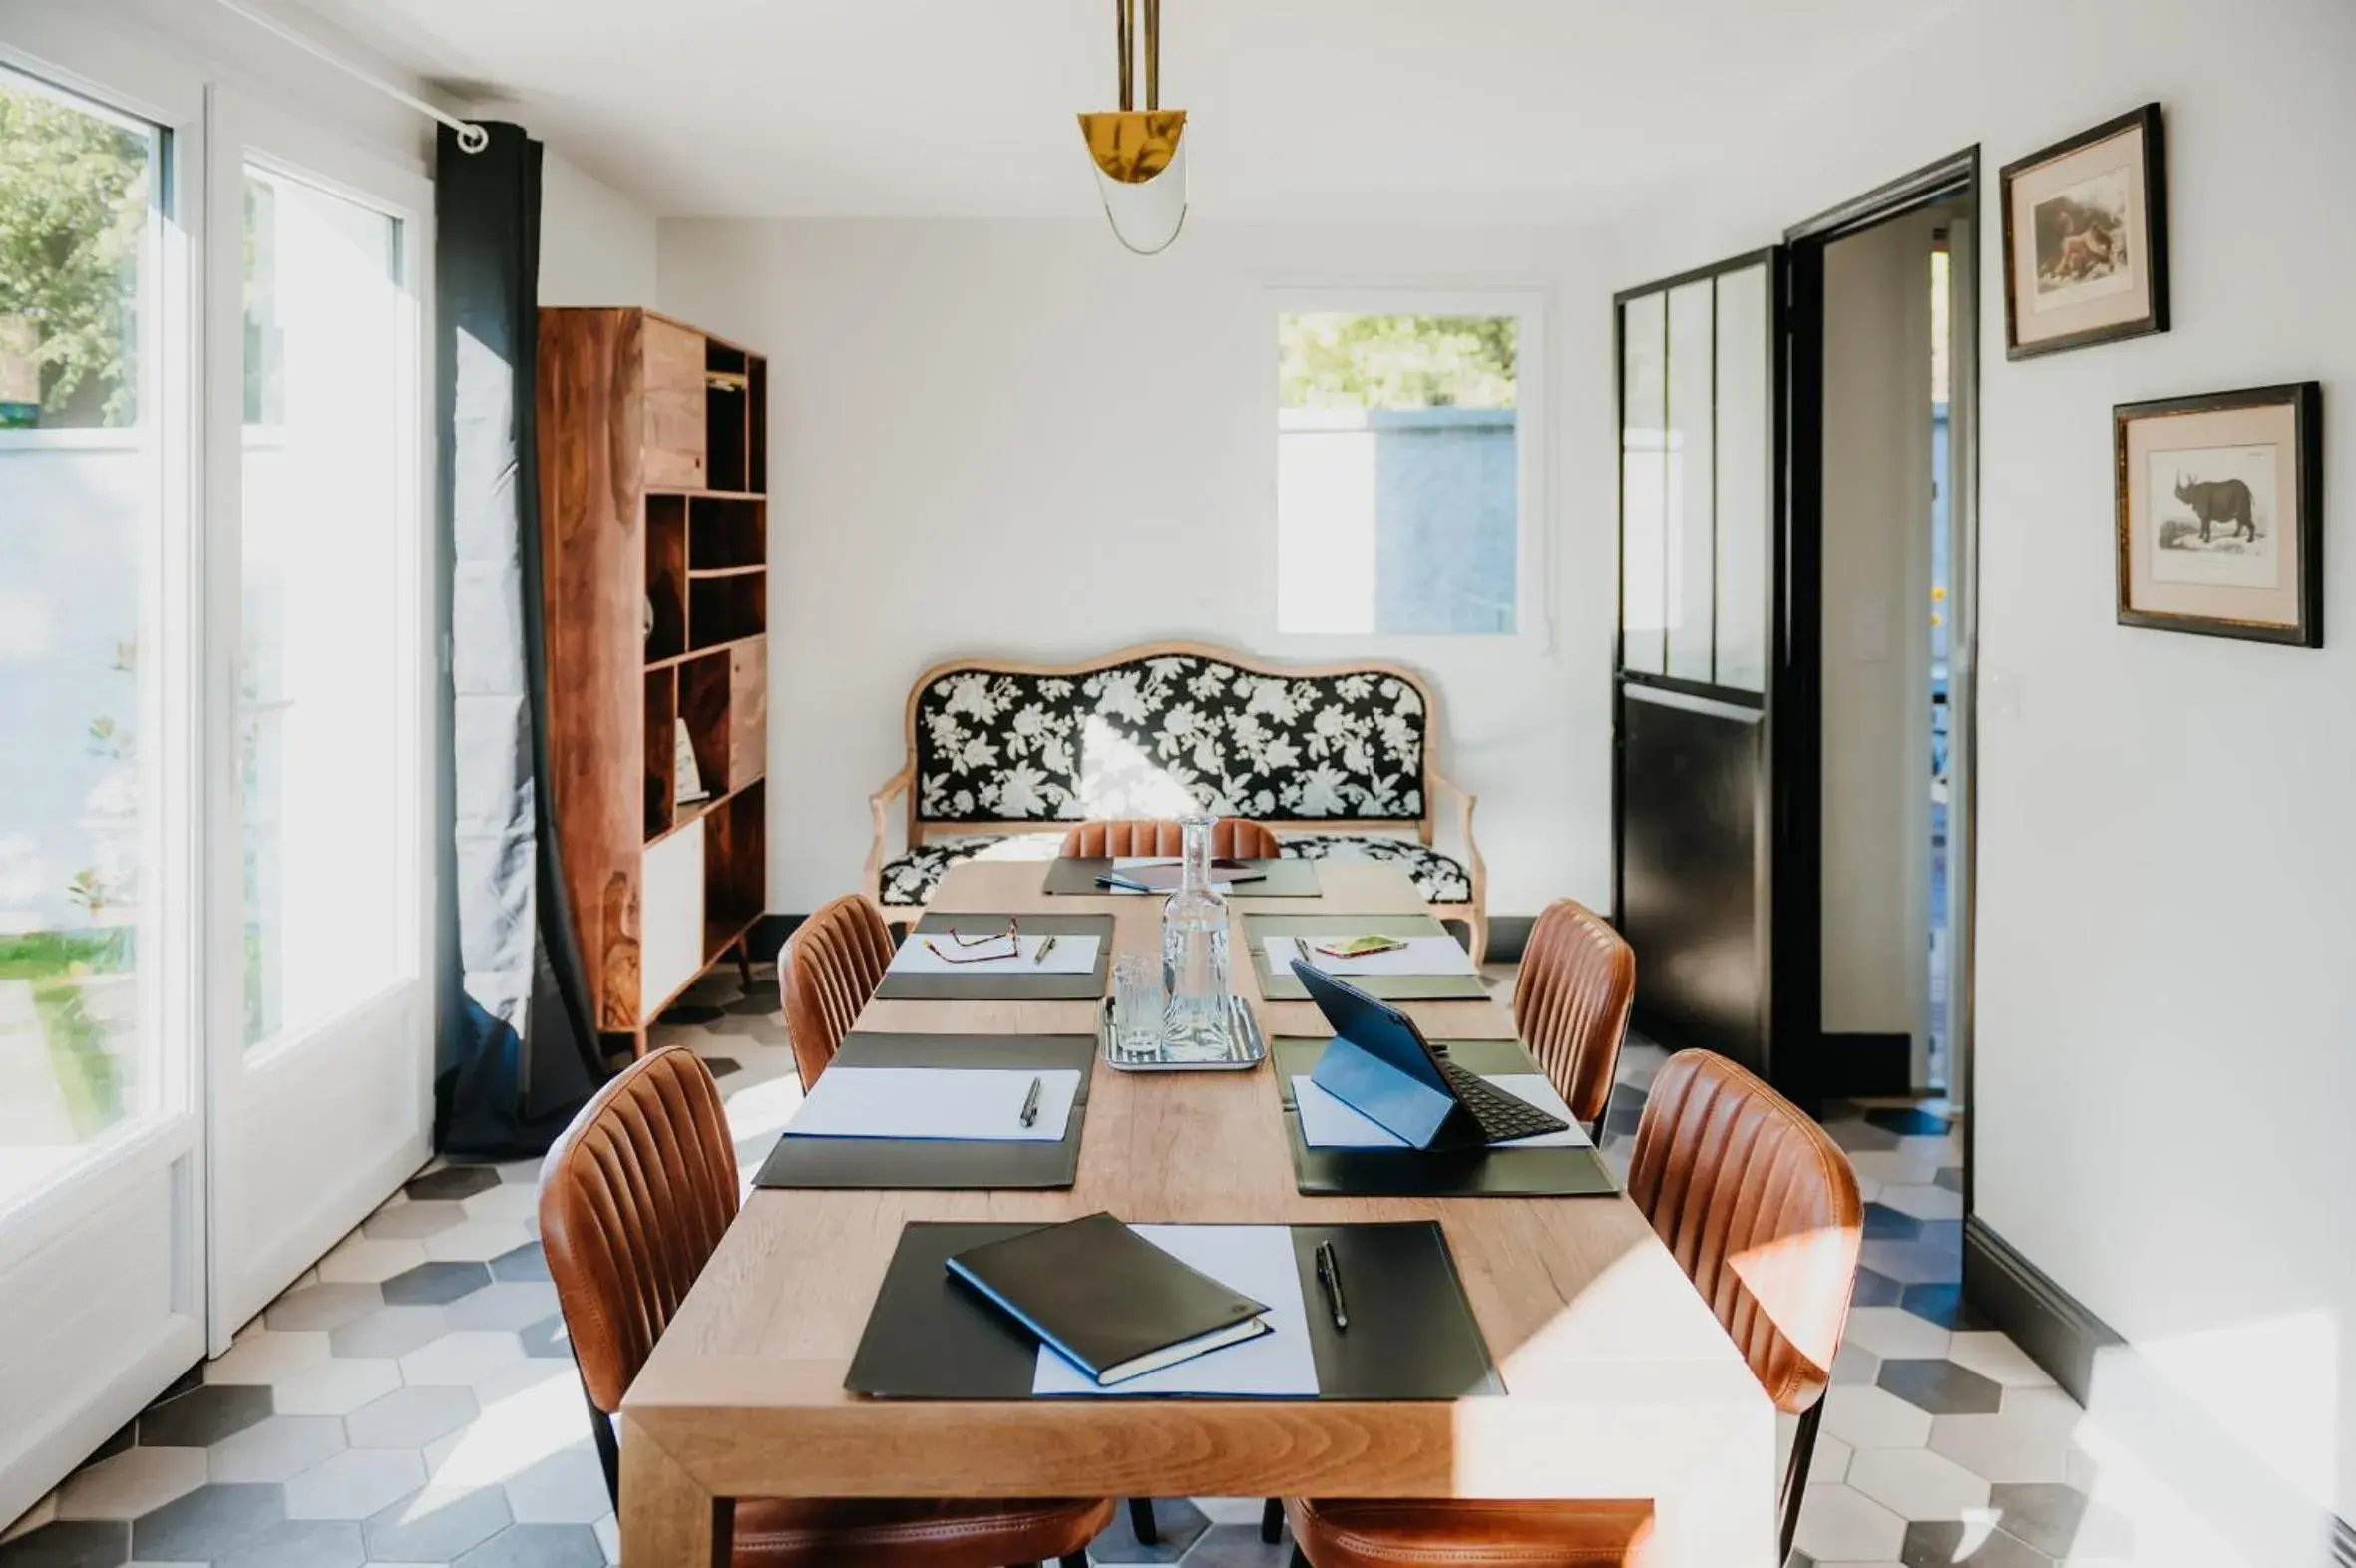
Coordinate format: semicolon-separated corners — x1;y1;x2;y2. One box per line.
1098;995;1268;1072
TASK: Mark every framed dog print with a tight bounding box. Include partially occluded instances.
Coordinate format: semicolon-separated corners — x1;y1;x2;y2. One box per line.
2002;104;2169;358
2115;384;2322;646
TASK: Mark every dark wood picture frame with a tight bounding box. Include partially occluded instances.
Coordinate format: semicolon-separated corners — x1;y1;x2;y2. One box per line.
2001;103;2169;359
2114;382;2323;647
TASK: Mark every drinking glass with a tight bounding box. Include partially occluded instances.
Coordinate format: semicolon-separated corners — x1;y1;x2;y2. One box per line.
1111;951;1165;1061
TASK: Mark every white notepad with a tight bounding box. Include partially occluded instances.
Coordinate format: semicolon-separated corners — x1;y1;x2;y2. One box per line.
783;1067;1079;1142
1032;1224;1318;1397
1266;934;1477;978
887;933;1101;976
1293;1072;1591;1149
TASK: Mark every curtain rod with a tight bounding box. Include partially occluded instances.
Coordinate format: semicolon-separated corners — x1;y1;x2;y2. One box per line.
207;0;490;152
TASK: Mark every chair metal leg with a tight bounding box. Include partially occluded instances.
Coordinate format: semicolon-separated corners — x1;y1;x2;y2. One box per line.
1128;1498;1159;1545
581;1378;620;1509
1057;1557;1089;1568
1778;1393;1825;1563
1289;1548;1311;1568
1260;1498;1285;1543
733;936;757;988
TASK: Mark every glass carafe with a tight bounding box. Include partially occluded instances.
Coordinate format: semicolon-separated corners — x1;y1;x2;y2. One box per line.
1159;813;1233;1061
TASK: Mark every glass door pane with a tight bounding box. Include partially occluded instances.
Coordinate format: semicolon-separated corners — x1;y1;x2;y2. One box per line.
1664;280;1716;682
1714;263;1771;692
238;163;407;1051
1619;291;1668;674
0;69;168;1206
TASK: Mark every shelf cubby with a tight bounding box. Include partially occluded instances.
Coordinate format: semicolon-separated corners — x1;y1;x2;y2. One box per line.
645;494;687;662
689;571;766;651
676;650;734;802
688;496;765;571
643;668;676;841
704;779;767;962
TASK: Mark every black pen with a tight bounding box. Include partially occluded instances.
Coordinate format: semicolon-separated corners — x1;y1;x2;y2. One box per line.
1018;1075;1042;1127
1315;1239;1348;1331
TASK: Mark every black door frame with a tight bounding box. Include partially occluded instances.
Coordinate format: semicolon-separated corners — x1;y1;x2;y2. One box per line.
1778;146;1981;1124
1609;247;1788;1093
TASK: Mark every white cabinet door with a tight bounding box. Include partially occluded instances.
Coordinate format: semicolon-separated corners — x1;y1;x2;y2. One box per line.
641;818;707;1019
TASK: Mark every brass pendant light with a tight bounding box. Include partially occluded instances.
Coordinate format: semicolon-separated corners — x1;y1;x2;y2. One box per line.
1077;0;1188;255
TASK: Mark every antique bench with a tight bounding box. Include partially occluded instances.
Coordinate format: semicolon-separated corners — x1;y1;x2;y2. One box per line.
863;641;1488;963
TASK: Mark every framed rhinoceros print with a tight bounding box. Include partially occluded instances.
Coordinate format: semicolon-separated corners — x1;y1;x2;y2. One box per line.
2115;383;2323;647
2002;104;2168;359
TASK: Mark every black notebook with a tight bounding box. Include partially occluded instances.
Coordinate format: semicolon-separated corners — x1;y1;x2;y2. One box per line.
944;1213;1272;1385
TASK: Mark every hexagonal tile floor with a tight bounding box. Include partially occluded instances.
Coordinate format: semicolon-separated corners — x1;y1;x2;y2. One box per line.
1;963;2141;1567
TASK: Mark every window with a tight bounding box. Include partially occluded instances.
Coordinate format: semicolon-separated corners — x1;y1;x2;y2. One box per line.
1275;300;1538;636
0;65;167;1201
237;161;408;1050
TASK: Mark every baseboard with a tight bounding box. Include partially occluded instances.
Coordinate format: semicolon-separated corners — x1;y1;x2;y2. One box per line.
1818;1031;1914;1097
1967;1218;2354;1565
1962;1216;2124;1405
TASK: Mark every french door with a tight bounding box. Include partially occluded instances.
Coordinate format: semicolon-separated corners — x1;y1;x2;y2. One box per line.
202;93;435;1341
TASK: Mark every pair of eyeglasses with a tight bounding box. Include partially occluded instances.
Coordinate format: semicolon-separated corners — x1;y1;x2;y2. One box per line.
924;918;1019;964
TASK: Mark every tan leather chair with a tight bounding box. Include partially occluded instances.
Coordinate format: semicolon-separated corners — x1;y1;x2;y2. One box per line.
779;892;895;1089
541;1047;1115;1568
1512;898;1636;1131
1284;1050;1862;1566
1058;816;1281;859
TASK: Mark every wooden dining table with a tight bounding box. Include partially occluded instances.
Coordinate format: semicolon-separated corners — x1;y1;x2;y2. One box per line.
619;859;1778;1566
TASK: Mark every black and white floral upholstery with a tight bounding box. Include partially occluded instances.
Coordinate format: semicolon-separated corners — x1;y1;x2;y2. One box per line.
914;654;1429;823
876;832;1059;907
1276;833;1473;905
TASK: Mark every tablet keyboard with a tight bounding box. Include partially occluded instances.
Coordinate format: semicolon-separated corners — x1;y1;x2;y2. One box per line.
1438;1058;1572;1143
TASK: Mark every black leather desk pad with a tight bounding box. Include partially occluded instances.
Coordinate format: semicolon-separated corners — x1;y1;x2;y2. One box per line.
846;1219;1502;1400
874;912;1115;1000
1039;857;1323;897
1273;1037;1620;1198
1245;913;1489;1001
751;1033;1096;1191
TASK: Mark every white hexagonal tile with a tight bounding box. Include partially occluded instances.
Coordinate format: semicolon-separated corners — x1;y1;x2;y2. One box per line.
1878;1182;1963;1221
1822;1383;1934;1450
284;1448;428;1521
1946;1332;2058;1389
1832;1341;1881;1385
1845;1149;1944;1188
203;1414;348;1483
593;1512;619;1564
273;1356;403;1417
421;1220;536;1264
1838;1306;1952;1361
1791;1481;1905;1563
504;1444;612;1524
1928;1409;2078;1483
204;1328;331;1385
319;1237;429;1284
400;1330;527;1387
55;1445;207;1520
459;1182;542;1222
1845;1446;1991;1521
1810;1432;1854;1485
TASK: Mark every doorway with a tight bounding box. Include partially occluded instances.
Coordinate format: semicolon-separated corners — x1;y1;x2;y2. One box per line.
1785;152;1980;1119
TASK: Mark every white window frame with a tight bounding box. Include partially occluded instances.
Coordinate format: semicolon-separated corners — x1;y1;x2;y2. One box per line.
1259;284;1554;654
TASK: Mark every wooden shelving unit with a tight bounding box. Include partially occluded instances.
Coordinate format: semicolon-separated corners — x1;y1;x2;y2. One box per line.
539;308;770;1054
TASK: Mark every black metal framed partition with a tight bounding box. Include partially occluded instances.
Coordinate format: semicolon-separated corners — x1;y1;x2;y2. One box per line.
1611;249;1787;1093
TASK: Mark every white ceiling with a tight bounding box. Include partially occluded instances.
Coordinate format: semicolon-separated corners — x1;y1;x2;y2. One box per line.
287;0;1957;221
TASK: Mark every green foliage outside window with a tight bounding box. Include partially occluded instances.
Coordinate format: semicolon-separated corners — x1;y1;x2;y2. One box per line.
0;77;150;428
1279;313;1517;412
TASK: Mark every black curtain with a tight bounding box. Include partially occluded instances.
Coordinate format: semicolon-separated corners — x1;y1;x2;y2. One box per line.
433;122;602;1157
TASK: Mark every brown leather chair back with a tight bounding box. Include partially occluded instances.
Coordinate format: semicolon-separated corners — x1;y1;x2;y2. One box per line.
1627;1050;1862;1414
1058;817;1281;860
780;892;895;1088
1510;898;1635;1126
539;1046;738;1419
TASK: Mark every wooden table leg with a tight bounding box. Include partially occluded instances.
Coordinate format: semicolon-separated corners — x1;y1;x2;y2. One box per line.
619;1415;732;1568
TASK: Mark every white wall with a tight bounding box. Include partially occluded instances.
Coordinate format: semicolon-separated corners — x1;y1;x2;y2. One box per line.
1818;211;1935;1043
538;150;658;308
655;216;1624;921
1613;0;2356;1545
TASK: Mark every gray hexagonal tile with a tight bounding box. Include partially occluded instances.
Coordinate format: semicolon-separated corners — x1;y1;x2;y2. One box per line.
446;1282;561;1333
329;1305;451;1361
262;1283;384;1334
203;1417;348;1485
213;1518;364;1568
362;1201;467;1241
1877;1358;2005;1417
129;1484;284;1563
517;1315;574;1360
405;1166;501;1202
1089;1500;1210;1564
1986;1481;2134;1559
346;1386;481;1450
284;1450;426;1523
1899;1518;2050;1566
502;1447;609;1526
138;1385;273;1449
362;1485;513;1563
380;1262;492;1307
490;1244;550;1284
0;1519;130;1568
453;1523;605;1568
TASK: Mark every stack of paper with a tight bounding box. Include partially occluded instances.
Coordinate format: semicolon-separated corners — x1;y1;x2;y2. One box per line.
1266;934;1476;978
887;933;1101;975
784;1067;1079;1142
1293;1073;1590;1149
